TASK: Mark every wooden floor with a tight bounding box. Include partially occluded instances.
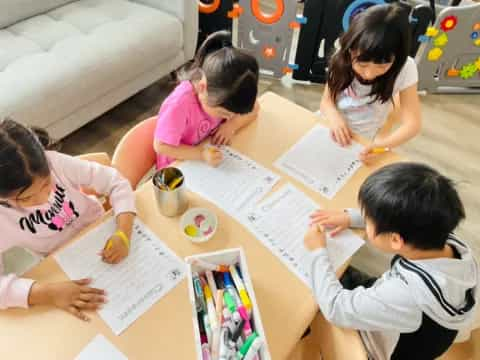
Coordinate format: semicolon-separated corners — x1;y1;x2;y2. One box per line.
61;75;480;359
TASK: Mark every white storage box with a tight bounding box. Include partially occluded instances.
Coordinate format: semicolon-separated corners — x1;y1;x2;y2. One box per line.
186;248;271;360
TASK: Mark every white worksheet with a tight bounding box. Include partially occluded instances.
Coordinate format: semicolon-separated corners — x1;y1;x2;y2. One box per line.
75;335;127;360
178;147;280;218
244;184;364;286
55;219;185;335
274;125;363;199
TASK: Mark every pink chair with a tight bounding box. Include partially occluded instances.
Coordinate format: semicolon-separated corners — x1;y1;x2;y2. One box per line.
112;116;157;189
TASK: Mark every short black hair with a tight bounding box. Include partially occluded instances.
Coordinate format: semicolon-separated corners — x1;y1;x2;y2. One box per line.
358;163;465;250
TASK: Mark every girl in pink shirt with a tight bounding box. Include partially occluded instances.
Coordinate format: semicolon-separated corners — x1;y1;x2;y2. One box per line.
154;31;260;169
0;119;136;321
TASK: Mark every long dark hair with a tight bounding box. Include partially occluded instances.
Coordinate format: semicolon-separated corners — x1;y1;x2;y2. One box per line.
0;118;55;198
328;4;411;104
181;31;259;114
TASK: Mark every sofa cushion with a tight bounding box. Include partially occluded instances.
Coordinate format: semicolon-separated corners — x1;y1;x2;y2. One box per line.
0;0;183;129
0;0;75;28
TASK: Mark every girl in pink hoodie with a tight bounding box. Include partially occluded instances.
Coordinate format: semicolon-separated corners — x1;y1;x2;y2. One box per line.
0;119;136;321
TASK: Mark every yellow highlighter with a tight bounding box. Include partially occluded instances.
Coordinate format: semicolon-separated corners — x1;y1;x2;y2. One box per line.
370;147;390;154
229;265;252;311
103;230;130;251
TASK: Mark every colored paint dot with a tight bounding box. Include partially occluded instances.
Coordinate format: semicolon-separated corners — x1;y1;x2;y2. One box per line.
185;225;198;237
476;39;480;47
474;23;480;31
472;32;479;40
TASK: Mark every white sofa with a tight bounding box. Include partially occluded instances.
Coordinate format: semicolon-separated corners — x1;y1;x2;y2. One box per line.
0;0;197;139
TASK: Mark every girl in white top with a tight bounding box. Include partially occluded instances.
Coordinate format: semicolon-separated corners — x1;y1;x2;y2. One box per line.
320;4;421;162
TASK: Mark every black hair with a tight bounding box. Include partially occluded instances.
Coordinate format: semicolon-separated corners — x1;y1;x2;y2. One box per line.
328;4;411;104
0;118;55;198
358;163;465;250
181;30;259;114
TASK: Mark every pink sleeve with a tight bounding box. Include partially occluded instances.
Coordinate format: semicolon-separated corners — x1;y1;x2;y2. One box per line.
0;256;34;309
154;99;188;146
50;152;136;217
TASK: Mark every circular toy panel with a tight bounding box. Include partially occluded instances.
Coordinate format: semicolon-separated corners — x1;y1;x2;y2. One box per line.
342;0;385;32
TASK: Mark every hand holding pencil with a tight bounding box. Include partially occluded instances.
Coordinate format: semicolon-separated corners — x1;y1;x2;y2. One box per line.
202;145;224;167
359;143;390;164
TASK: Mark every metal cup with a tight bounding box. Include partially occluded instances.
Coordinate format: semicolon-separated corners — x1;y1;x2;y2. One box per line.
153;167;188;217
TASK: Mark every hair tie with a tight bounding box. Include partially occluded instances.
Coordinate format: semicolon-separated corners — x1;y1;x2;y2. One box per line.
221;39;233;48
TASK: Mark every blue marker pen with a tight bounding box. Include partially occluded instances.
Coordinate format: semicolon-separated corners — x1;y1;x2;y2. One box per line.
224;272;242;307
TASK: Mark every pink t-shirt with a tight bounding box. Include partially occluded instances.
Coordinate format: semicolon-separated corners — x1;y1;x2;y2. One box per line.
154;81;223;169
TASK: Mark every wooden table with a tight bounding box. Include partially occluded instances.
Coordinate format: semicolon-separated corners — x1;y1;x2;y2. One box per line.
0;92;402;359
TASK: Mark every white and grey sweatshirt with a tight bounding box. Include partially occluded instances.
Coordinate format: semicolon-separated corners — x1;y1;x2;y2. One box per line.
307;209;479;360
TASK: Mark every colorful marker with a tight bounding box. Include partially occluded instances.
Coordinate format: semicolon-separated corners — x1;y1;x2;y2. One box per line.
215;290;224;325
193;272;207;313
229;265;252;311
242;337;263;360
201;334;212;360
238;306;252;337
215;271;225;290
223;291;236;314
204;284;218;330
204;313;212;345
224;272;242;307
236;332;259;359
229;318;245;349
218;327;231;359
206;270;218;305
211;326;221;360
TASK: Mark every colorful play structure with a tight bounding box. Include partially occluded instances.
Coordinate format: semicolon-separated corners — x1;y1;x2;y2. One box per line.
197;0;480;93
415;2;480;92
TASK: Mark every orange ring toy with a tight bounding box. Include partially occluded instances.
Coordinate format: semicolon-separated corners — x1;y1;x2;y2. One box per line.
251;0;284;25
199;0;221;14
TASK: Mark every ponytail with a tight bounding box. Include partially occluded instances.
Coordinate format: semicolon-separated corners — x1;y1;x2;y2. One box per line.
180;31;259;114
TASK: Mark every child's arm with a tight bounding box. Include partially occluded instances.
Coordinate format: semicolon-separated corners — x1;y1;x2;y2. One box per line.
153;141;223;167
52;152;136;263
362;84;421;160
304;226;421;332
211;101;260;145
320;85;353;146
309;208;364;236
0;259;105;321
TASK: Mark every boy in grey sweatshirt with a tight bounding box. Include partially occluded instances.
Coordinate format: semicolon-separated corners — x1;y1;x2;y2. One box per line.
305;162;478;360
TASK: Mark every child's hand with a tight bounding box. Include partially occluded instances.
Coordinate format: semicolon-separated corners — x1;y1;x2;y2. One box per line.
100;231;130;264
202;146;223;167
359;144;389;164
211;121;238;146
310;209;351;237
329;117;352;147
29;279;106;321
304;224;327;251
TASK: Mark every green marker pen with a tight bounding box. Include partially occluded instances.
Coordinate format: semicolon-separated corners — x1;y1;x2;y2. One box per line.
224;291;236;313
237;332;258;359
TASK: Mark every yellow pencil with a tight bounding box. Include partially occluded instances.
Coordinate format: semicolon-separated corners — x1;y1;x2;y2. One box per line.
370;147;390;154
